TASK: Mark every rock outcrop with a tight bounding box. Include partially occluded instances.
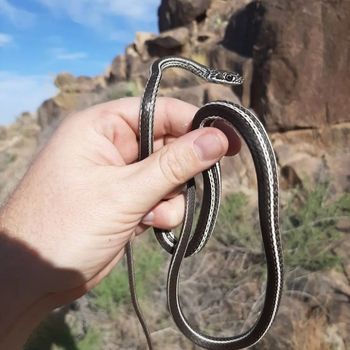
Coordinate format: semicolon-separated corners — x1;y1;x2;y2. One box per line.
158;0;211;31
54;73;105;93
248;0;350;131
25;0;350;135
37;73;107;128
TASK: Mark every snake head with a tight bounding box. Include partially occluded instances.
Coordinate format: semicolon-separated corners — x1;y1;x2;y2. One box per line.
208;69;244;85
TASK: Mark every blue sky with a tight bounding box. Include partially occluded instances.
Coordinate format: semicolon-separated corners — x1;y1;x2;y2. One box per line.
0;0;160;125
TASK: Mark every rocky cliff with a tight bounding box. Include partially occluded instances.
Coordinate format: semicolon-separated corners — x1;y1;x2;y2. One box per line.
2;0;349;200
1;0;350;349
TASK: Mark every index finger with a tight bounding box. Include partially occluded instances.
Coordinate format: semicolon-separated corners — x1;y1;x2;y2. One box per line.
88;96;199;138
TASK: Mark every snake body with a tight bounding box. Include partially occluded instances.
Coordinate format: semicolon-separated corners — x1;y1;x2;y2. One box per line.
125;56;284;349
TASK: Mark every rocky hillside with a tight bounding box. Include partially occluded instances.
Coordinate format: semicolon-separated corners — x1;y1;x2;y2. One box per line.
1;0;350;349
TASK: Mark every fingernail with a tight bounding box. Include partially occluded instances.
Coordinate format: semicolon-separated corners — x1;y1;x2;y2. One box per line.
193;132;225;161
142;211;154;225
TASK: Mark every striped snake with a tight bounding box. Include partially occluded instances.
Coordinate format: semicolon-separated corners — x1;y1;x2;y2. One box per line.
125;56;283;349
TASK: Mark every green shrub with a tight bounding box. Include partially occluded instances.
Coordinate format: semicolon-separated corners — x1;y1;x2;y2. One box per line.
282;183;349;271
77;327;101;350
24;311;101;350
91;237;164;314
213;182;350;272
103;81;139;101
214;192;261;252
24;312;78;350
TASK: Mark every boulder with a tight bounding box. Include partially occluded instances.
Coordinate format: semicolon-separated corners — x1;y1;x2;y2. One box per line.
158;0;211;32
221;1;264;58
160;65;203;89
204;83;240;104
271;123;350;192
203;0;253;39
219;122;350;194
162;84;206;107
54;73;105;93
108;55;127;83
162;82;240;108
146;27;190;57
37;98;62;128
239;0;350;131
54;73;75;90
125;55;152;86
37;90;95;129
134;32;156;60
122;43;153;85
275;143;327;190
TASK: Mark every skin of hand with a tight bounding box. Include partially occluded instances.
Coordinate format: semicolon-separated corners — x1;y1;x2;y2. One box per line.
0;97;241;347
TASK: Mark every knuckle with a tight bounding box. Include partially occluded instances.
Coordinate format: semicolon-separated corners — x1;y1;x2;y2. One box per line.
158;146;190;185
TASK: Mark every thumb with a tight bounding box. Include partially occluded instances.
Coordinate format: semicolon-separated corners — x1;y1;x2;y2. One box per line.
128;127;228;209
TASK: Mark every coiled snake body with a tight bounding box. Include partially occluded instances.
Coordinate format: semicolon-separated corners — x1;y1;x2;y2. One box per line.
125;56;283;349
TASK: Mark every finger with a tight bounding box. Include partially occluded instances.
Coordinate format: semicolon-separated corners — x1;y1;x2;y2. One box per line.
125;127;228;211
88;96;198;139
135;186;185;235
153;135;177;152
164;184;185;199
150;109;241;156
89;98;240;164
141;194;185;229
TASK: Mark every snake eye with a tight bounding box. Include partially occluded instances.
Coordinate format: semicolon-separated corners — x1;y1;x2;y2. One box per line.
225;74;233;82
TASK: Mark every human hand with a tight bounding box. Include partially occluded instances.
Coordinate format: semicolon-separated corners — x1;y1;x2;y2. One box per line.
0;97;240;346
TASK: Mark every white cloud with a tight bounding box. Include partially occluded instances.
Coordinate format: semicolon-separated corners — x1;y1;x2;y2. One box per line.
0;71;57;125
36;0;159;28
57;52;87;60
0;33;13;47
0;0;35;27
49;47;88;61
